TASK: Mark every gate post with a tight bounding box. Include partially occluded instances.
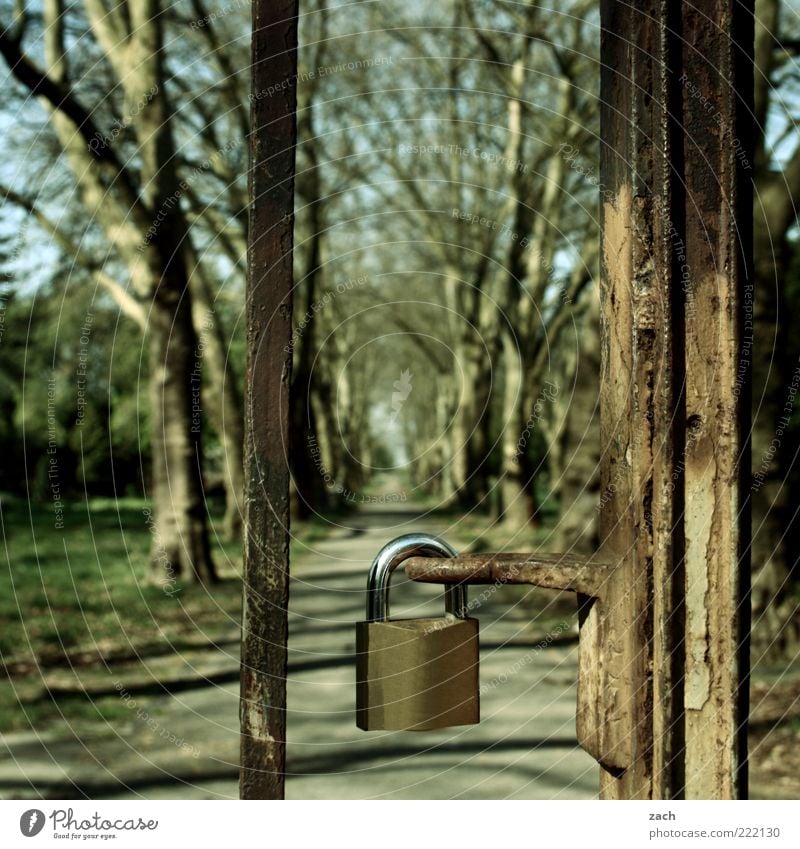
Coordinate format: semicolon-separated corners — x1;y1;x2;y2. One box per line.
240;0;299;800
599;0;753;798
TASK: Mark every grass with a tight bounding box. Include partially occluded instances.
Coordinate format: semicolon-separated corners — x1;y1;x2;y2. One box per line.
0;496;243;664
0;494;335;733
0;495;339;665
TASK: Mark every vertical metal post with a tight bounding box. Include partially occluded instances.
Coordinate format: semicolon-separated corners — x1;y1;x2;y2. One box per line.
240;0;299;800
679;0;753;800
599;0;753;799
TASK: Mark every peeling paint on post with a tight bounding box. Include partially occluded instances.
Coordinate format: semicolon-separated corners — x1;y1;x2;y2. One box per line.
240;0;299;800
679;0;753;799
599;0;753;799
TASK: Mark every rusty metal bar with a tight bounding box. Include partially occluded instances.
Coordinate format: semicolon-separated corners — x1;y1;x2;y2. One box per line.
404;553;609;597
406;551;624;770
599;0;753;799
240;0;299;800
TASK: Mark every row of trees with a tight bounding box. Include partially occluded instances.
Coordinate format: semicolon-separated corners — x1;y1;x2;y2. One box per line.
290;0;599;525
0;0;797;657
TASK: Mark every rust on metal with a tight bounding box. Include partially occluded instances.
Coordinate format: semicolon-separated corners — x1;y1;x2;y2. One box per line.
403;553;609;597
599;0;752;799
600;0;680;800
679;0;753;799
240;0;299;800
406;551;628;770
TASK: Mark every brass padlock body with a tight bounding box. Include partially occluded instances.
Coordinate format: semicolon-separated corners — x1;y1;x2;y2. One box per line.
356;615;479;731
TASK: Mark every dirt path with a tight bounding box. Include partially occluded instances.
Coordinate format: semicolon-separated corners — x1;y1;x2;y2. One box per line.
0;505;598;799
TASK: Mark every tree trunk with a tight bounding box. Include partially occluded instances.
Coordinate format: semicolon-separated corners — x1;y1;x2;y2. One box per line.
749;196;800;660
445;330;493;508
499;330;533;525
553;291;601;556
462;329;499;508
128;1;217;583
451;353;477;504
746;0;800;661
290;134;334;516
147;288;217;584
188;257;244;541
30;0;217;584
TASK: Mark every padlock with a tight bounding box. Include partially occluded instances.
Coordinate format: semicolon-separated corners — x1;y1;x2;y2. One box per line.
356;533;479;731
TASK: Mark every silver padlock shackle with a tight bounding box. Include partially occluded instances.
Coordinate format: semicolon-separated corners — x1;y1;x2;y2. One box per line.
366;533;467;622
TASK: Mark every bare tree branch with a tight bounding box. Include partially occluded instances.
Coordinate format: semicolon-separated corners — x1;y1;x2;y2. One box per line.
0;26;140;207
1;184;146;327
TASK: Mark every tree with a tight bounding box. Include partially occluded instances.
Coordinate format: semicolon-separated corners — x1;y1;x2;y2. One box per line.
747;0;800;658
0;0;227;581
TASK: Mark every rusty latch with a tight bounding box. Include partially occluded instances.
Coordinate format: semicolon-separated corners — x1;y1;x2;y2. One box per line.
405;551;630;772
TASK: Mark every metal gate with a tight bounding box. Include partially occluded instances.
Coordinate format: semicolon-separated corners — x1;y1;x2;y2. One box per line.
240;0;754;800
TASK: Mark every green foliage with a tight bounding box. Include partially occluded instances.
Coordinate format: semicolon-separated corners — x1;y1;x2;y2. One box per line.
0;283;147;498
